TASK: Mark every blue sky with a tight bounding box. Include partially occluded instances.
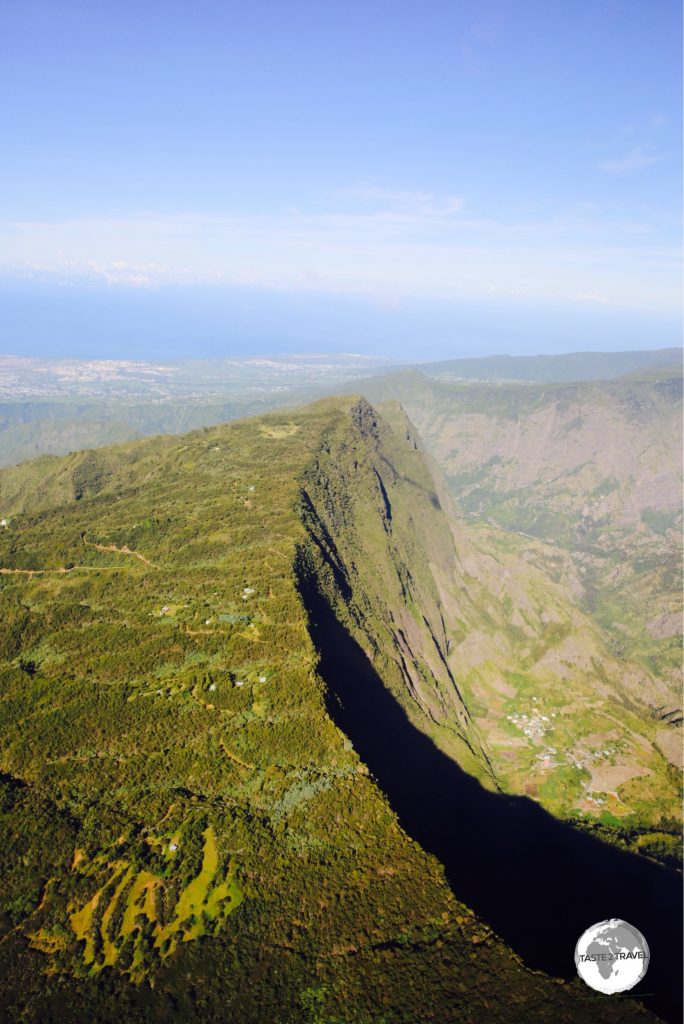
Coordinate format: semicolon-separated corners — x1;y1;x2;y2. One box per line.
1;0;681;359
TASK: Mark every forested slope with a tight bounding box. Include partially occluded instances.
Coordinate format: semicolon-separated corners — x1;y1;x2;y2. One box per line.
0;398;679;1023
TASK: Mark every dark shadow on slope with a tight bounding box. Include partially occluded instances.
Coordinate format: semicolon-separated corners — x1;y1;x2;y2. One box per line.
378;454;442;509
296;569;683;1024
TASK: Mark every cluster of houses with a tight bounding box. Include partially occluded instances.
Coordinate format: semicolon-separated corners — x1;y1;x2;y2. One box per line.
535;747;558;770
532;735;617;784
503;698;621;807
506;707;556;743
566;744;616;772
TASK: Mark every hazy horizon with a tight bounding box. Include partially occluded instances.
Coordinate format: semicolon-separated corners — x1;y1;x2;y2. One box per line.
1;279;681;362
2;1;681;362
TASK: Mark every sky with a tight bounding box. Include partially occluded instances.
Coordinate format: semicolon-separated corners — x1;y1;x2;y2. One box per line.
0;0;681;360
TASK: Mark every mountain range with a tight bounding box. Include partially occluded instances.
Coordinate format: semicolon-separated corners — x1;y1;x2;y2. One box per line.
0;350;681;1023
0;347;680;469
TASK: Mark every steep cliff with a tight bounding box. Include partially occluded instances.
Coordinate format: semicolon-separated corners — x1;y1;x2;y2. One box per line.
296;399;681;840
296;398;495;784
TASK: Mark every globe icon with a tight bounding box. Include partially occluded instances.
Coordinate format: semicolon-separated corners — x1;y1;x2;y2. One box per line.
575;919;650;994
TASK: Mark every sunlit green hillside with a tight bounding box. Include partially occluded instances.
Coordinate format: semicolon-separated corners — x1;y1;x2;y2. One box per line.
0;397;678;1023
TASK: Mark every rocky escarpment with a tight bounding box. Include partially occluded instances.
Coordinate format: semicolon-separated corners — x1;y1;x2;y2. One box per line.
296;397;494;784
294;399;683;1024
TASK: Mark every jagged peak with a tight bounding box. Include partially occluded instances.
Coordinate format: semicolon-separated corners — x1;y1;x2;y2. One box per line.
349;396;382;441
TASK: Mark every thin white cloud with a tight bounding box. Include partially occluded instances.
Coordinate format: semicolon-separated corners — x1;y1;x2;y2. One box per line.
0;193;680;315
575;291;613;306
85;260;170;288
333;187;464;215
598;145;660;174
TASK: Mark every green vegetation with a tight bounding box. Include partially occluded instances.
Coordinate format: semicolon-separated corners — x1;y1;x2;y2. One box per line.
0;394;678;1023
641;507;680;536
65;825;242;977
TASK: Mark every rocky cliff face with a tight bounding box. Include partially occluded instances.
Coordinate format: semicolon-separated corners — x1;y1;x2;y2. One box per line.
296;398;681;839
296;398;495;784
348;372;683;545
339;371;682;726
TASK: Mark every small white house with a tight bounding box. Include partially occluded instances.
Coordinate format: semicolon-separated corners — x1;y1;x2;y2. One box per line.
235;680;244;687
258;675;267;683
169;842;178;852
208;683;216;692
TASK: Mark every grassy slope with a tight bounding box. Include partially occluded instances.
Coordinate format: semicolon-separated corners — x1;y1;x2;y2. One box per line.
0;394;304;469
2;397;658;1024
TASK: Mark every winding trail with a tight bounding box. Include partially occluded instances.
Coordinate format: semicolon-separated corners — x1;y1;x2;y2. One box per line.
85;539;159;568
219;741;254;770
0;566;120;576
0;567;72;576
1;539;159;576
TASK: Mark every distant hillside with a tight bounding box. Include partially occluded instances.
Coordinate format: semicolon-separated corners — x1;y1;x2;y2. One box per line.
1;348;680;468
342;372;682;770
350;370;682;545
0;394;302;468
421;347;682;383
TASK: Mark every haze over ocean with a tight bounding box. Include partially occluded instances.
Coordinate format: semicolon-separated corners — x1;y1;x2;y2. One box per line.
1;1;681;360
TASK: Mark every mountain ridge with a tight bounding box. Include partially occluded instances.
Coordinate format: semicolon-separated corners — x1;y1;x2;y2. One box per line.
0;395;680;1022
1;347;680;468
